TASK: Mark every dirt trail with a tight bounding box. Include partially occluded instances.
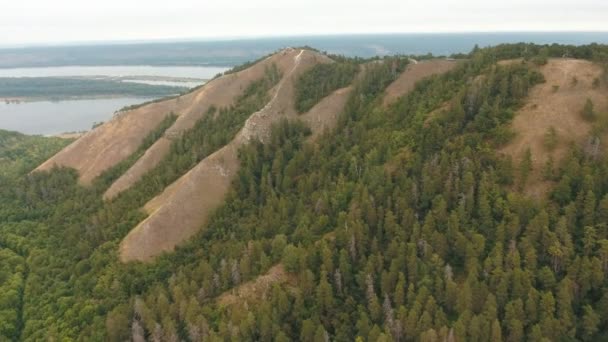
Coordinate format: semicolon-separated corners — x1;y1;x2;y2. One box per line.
500;58;608;198
120;49;332;262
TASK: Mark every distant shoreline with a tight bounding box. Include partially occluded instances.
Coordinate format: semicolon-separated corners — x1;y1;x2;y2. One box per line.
0;94;159;103
1;32;607;68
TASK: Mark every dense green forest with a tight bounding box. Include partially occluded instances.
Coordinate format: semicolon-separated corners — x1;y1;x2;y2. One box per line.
295;62;360;113
1;43;608;341
0;77;187;100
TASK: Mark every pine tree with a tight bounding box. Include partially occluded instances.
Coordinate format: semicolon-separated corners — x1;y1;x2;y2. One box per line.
581;98;596;121
581;305;599;341
316;270;335;315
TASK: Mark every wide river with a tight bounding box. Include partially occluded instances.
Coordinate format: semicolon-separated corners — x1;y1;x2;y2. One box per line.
0;97;153;135
0;65;230;135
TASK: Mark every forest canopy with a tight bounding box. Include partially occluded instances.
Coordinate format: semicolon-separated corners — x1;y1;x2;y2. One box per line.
1;43;608;341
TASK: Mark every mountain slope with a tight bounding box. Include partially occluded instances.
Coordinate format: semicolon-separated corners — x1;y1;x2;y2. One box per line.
35;92;188;184
34;49;316;188
118;53;459;262
104;49;325;199
119;49;331;261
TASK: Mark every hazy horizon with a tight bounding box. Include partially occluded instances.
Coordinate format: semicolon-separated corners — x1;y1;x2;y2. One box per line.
3;0;607;46
2;31;608;50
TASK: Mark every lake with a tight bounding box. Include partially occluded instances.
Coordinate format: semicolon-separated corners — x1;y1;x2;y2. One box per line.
0;97;151;135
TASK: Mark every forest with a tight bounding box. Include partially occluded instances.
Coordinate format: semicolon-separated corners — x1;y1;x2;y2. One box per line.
0;77;187;101
0;43;608;341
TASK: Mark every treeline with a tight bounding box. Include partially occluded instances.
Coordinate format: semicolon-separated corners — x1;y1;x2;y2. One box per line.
0;77;187;100
295;62;360;113
452;42;608;65
295;56;409;114
0;129;70;181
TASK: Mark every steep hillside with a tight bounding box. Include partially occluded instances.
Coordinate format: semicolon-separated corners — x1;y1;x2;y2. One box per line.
383;59;458;106
104;49;324;199
119;49;332;261
35;49;315;188
119;53;456;262
500;58;608;197
35;92;191;184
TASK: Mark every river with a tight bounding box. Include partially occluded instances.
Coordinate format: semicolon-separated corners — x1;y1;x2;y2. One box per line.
0;97;152;135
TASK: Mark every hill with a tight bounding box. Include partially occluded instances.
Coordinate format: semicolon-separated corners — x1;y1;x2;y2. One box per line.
1;43;608;341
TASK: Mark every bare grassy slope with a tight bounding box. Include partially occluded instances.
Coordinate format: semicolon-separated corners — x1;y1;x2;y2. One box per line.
216;264;292;307
120;49;335;262
500;58;608;198
383;59;458;106
299;86;352;140
120;55;464;262
104;50;307;199
34;95;193;184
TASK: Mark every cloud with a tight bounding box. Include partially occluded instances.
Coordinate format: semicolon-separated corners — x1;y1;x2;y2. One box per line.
1;0;606;45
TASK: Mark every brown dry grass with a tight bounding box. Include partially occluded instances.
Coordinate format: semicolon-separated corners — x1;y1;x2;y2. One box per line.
300;86;352;140
500;58;608;198
383;59;459;106
35;98;183;185
119;49;336;262
103;50;315;199
216;264;292;307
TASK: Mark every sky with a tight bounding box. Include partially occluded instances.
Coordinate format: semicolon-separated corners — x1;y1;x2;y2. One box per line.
2;0;607;46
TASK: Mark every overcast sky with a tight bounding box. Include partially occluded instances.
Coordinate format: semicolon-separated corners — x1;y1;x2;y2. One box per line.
2;0;607;46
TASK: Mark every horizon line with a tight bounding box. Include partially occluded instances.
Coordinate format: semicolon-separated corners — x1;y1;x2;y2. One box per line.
2;30;608;50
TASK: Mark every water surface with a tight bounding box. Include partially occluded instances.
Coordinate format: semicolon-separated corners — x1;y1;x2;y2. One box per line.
0;97;150;135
